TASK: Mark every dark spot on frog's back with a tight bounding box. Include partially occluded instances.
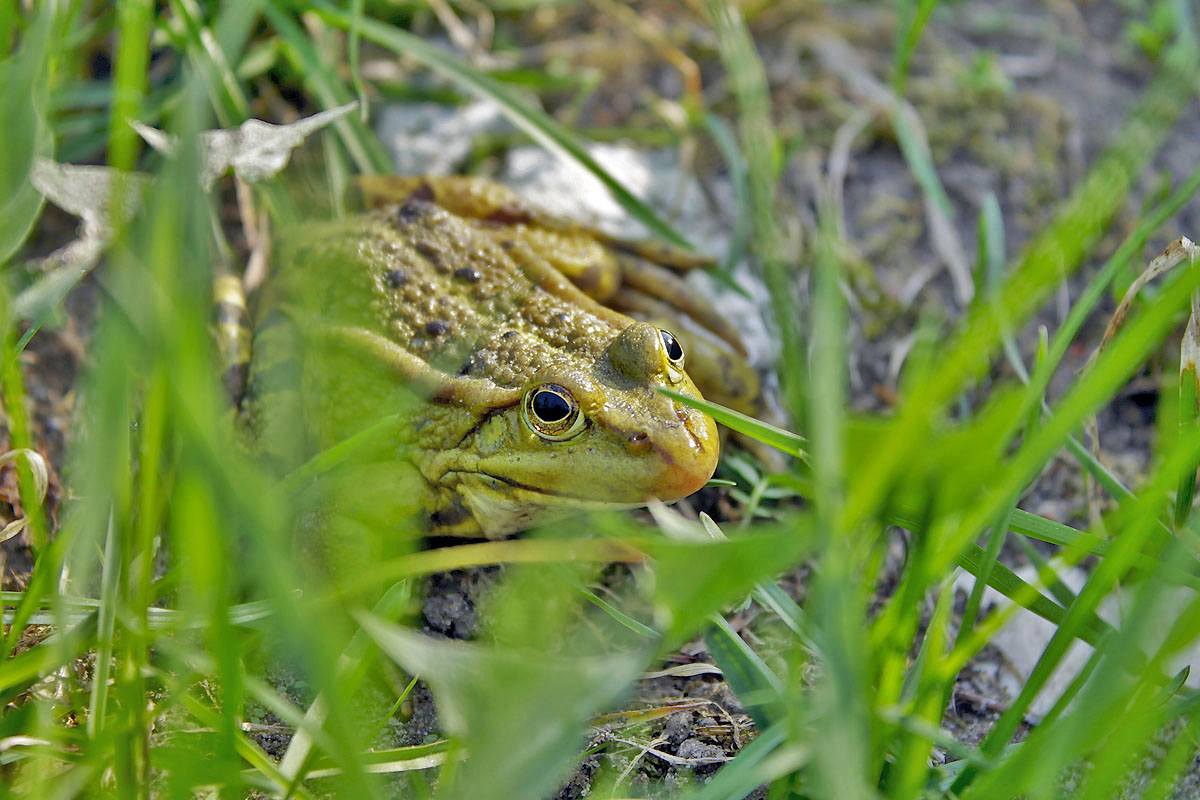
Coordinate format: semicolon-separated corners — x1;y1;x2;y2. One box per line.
385;268;409;288
453;266;481;283
425;320;450;337
393;197;433;225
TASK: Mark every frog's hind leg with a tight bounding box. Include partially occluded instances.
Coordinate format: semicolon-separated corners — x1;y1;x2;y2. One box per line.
602;235;720;272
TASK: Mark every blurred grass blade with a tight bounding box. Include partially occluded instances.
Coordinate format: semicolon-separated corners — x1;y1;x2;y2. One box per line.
647;523;815;649
356;610;649;800
704;614;785;730
956;543;1113;647
882;503;1109;557
703;0;803;422
557;565;659;639
0;614;96;702
686;723;794;800
958;504;1013;644
260;2;392;174
891;0;938;97
1152;665;1191;707
1141;709;1200;800
888;575;957;798
0;3;53;264
163;0;254;125
1176;291;1200;525
85;513;120;739
891;108;954;222
753;581;812;644
697;111;752;281
974;192;1027;381
277;583;411;784
972;191;1006;302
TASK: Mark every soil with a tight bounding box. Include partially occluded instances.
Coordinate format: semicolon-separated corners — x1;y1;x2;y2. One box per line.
4;1;1200;797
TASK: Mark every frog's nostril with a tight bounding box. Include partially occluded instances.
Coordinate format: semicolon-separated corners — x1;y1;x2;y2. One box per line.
628;430;651;454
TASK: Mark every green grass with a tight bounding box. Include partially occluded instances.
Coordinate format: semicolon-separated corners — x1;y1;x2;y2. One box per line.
3;2;1200;799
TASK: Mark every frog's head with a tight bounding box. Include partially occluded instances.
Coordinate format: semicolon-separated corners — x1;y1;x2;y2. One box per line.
457;322;719;536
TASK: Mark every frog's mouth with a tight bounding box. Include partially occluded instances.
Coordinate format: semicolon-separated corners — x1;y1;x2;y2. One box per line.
468;433;715;505
456;474;646;537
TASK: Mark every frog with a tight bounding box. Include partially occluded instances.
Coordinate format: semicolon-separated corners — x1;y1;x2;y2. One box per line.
235;177;742;540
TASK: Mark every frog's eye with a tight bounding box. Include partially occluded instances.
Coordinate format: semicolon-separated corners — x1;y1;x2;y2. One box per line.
523;384;586;441
660;329;685;368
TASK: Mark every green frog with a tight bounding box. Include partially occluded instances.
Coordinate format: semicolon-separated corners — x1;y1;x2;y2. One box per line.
236;177;752;539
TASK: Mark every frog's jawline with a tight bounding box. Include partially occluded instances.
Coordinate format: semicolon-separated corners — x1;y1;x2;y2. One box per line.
458;475;644;537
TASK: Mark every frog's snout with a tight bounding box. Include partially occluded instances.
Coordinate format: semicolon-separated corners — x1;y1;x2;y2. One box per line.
647;404;719;501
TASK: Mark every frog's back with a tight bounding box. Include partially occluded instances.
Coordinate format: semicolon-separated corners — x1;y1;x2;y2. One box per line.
275;199;630;385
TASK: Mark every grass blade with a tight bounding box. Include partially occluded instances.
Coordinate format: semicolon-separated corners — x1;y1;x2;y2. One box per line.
297;0;696;249
661;388;806;459
704;614;785;730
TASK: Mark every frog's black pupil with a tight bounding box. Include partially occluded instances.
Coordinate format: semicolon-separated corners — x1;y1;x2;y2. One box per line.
533;390;571;423
661;330;684;362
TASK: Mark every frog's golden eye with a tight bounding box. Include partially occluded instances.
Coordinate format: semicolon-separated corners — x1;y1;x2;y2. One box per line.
660;329;685;367
523;384;586;441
